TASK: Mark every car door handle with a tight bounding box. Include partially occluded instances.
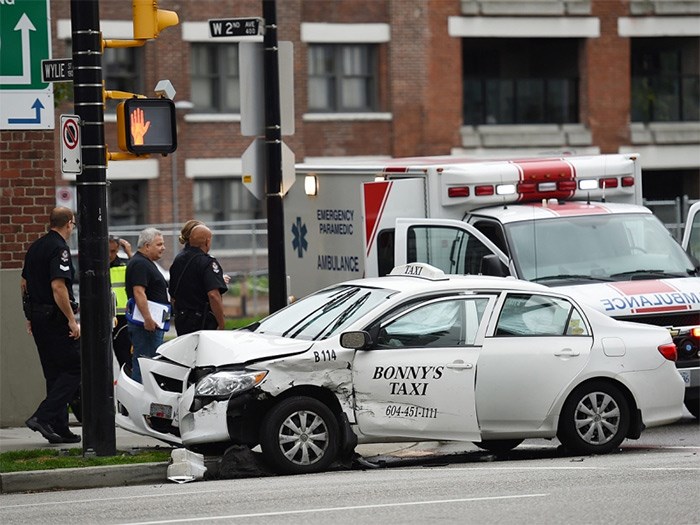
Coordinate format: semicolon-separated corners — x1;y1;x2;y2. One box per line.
553;348;580;357
446;360;473;370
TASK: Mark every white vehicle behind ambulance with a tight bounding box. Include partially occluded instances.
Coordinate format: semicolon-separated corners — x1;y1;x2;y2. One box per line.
285;153;700;417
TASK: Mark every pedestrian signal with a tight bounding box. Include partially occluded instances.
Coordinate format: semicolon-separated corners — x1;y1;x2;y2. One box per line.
117;98;177;155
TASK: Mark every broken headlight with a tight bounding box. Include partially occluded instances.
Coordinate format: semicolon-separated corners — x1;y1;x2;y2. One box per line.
195;370;268;398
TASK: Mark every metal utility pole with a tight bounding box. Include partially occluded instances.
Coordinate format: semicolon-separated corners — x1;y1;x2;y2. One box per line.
71;0;116;456
263;0;287;313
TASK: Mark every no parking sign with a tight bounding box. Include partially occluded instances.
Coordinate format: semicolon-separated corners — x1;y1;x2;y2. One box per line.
60;114;82;175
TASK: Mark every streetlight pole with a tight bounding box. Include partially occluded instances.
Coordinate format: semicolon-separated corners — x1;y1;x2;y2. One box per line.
262;0;287;313
71;0;115;456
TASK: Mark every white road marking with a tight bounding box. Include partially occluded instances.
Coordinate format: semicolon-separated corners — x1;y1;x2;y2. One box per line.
120;493;550;524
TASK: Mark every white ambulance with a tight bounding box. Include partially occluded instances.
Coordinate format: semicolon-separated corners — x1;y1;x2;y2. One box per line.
285;153;699;417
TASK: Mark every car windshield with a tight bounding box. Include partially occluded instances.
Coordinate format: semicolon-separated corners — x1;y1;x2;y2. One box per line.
253;285;398;340
506;213;695;283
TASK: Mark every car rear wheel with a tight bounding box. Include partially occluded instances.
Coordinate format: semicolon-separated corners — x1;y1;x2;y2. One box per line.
260;396;339;474
557;381;629;455
685;399;699;419
473;439;523;454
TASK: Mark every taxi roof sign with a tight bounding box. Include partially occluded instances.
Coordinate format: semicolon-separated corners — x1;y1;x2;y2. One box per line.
389;263;448;280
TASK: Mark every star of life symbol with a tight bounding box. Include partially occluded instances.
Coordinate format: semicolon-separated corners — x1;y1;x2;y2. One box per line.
291;217;308;258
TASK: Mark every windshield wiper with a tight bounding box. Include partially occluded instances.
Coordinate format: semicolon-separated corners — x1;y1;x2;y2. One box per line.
317;292;371;340
532;274;612;283
609;269;689;280
283;287;361;339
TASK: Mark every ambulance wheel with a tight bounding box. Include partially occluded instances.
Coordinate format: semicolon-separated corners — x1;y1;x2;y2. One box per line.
260;396;339;474
474;439;523;454
557;381;629;455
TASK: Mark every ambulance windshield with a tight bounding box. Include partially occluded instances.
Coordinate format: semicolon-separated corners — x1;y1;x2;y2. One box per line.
506;213;696;283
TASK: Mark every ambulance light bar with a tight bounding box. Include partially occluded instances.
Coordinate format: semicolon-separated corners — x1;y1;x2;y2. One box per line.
447;176;636;201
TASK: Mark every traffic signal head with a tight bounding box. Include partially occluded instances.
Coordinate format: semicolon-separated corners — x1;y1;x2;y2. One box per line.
133;0;179;40
117;98;177;155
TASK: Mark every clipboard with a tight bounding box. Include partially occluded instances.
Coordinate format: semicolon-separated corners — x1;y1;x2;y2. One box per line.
126;298;171;330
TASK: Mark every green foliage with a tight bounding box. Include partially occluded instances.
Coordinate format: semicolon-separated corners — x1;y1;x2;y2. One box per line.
227;275;269;297
53;82;73;107
0;447;172;473
225;316;265;330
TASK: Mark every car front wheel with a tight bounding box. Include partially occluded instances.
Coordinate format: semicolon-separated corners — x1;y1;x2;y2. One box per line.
557;381;630;455
260;396;339;474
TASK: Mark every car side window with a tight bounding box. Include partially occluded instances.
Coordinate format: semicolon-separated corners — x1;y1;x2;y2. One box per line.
376;297;489;348
495;293;589;337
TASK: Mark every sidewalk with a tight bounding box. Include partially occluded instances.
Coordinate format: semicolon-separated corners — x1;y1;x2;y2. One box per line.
0;422;473;493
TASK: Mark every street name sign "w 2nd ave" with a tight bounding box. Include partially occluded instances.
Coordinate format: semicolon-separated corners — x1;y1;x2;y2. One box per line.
209;17;263;38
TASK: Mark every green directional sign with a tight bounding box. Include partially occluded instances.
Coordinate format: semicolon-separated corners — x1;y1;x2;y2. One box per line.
0;0;51;90
0;0;54;130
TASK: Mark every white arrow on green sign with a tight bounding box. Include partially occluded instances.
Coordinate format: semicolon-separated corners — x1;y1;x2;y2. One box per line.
0;0;54;130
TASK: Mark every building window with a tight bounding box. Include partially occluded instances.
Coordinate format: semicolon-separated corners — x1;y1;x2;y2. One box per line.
103;47;142;112
308;44;377;112
631;38;700;123
462;39;579;125
190;44;240;113
108;180;147;226
193;178;263;249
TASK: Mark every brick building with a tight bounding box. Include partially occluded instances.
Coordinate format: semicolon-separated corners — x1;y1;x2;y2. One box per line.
40;0;700;232
3;0;700;265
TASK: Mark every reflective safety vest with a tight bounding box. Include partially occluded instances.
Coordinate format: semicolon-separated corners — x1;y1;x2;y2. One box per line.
110;265;128;315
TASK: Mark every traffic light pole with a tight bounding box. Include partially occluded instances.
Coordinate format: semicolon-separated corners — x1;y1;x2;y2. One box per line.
263;0;288;313
71;0;116;456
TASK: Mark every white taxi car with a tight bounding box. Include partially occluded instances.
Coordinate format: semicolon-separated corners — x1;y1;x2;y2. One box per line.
116;264;684;475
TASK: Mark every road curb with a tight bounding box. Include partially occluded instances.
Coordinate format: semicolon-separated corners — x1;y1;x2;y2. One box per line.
0;462;169;494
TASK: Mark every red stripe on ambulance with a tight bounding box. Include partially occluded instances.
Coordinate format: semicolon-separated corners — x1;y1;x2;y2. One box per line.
364;181;393;258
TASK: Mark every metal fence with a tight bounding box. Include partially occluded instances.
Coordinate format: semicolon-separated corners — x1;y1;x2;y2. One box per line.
643;195;698;242
70;219;270;318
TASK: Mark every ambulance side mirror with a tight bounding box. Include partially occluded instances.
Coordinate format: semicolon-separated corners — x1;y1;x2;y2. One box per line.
480;254;509;277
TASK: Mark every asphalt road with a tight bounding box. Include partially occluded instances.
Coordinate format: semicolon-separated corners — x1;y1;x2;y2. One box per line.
1;416;698;525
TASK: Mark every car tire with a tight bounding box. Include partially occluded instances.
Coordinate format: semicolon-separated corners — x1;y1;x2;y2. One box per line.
557;381;629;455
473;439;523;454
260;396;339;475
684;399;699;419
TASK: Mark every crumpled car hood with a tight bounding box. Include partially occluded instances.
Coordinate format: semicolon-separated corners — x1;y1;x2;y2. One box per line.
156;330;313;368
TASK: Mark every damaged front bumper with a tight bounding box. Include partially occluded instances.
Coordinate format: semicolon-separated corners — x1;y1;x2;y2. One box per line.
115;359;186;445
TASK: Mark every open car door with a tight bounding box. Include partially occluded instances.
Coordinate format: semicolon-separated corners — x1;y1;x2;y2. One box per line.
682;201;700;265
394;218;512;277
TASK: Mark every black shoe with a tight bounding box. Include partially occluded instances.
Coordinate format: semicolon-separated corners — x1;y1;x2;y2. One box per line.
25;417;63;444
55;428;81;444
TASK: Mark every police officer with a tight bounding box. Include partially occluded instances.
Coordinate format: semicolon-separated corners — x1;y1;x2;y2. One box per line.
169;224;228;335
21;207;81;444
109;235;132;370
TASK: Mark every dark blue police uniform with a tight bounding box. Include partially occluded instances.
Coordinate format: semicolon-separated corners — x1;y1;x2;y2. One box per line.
169;245;228;335
22;230;81;443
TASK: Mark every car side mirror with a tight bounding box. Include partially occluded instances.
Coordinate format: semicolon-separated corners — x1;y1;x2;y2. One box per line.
480;254;510;277
340;331;372;350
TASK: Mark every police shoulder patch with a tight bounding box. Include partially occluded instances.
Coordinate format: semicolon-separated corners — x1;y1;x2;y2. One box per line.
211;261;220;273
61;250;70;263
